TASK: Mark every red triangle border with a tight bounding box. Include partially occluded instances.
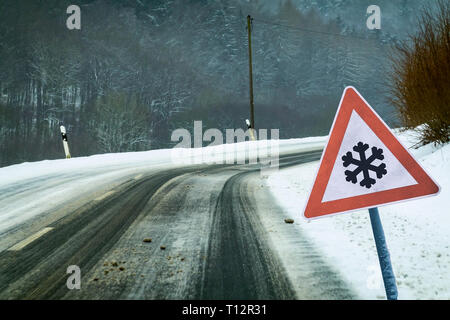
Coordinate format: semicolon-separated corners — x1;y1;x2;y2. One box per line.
303;87;440;219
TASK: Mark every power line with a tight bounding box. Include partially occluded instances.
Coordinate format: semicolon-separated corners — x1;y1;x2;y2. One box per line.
252;17;393;46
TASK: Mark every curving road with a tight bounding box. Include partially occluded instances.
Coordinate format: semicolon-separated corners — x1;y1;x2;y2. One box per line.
0;150;356;299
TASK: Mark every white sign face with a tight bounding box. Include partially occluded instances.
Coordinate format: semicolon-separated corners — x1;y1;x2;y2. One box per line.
322;110;417;203
303;87;440;220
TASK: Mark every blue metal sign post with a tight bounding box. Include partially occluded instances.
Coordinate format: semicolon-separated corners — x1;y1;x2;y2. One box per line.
368;207;398;300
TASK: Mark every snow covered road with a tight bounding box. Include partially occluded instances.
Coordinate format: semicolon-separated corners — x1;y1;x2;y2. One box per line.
0;143;358;299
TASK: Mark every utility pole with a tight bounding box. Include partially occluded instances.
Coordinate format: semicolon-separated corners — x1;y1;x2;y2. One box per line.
247;15;256;140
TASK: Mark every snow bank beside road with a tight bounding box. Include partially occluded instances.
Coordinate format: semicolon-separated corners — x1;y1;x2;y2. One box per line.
0;136;327;187
267;130;450;300
0;136;326;250
0;136;325;251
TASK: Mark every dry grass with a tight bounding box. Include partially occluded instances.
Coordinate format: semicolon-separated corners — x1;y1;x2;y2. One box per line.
390;0;450;146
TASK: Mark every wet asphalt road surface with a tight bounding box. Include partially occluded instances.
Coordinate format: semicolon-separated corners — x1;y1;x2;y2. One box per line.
0;150;356;299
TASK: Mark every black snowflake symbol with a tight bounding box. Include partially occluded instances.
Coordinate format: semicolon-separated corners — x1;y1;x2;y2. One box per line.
342;142;387;189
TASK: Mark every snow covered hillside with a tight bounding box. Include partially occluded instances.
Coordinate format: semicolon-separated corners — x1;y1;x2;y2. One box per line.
267;130;449;300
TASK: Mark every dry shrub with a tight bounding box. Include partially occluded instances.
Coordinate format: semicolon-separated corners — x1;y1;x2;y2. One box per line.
390;0;450;146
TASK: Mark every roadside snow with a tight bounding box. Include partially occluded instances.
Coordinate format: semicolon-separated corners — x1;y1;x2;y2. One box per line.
0;137;325;188
267;130;450;300
0;137;324;240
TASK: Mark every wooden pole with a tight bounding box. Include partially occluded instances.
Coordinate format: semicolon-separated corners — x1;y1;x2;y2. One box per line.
247;15;255;136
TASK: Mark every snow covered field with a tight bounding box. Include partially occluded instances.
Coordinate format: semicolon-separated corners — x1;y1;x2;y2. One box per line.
267;130;450;300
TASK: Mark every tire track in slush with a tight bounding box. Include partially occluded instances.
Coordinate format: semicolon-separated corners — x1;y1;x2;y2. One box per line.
239;172;356;299
199;150;355;299
0;168;197;299
199;171;296;299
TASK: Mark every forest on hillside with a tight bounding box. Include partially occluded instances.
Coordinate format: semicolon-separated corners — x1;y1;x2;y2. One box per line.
0;0;431;166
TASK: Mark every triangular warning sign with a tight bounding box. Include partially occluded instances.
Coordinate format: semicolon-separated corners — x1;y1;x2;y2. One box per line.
303;87;440;219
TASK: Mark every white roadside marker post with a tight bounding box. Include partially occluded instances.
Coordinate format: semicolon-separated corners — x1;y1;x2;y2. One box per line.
60;125;72;159
246;119;256;141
